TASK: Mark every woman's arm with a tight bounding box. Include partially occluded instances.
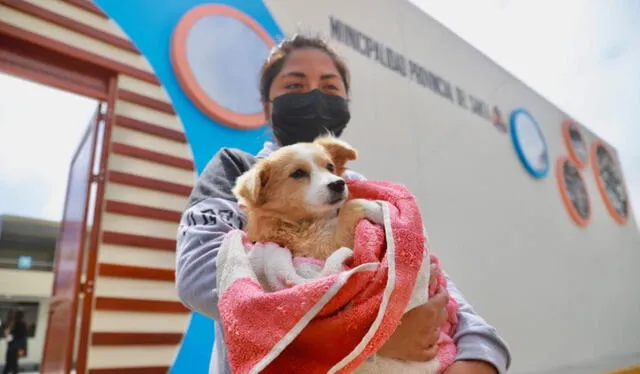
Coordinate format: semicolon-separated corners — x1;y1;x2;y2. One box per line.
348;171;510;372
446;273;511;373
175;148;254;320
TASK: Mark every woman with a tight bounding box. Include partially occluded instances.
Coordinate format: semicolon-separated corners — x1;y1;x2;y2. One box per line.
2;310;27;374
176;34;511;374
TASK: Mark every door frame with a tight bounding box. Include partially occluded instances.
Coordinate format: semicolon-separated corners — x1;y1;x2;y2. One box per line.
75;76;117;374
42;103;101;373
0;25;117;374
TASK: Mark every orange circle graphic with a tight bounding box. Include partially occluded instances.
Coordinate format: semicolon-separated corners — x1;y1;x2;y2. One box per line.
562;119;588;168
556;156;591;227
171;4;275;129
591;141;629;225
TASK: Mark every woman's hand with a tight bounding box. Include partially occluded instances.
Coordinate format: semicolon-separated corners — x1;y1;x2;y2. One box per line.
377;264;449;361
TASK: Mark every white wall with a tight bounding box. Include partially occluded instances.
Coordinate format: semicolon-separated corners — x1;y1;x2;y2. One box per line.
264;1;640;373
0;269;53;298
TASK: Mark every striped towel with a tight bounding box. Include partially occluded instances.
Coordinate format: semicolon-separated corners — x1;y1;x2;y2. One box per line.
216;180;458;373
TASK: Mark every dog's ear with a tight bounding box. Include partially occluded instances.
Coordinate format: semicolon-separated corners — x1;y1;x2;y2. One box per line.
314;136;358;176
232;160;271;208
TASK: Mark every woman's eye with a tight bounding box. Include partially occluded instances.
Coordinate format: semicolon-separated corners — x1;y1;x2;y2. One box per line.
325;84;339;91
290;169;308;179
326;163;335;173
284;82;303;89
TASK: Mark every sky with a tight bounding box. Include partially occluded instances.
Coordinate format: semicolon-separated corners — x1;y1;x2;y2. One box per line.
0;73;97;222
0;0;638;224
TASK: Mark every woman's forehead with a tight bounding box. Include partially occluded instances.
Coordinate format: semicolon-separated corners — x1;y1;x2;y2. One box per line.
278;49;339;76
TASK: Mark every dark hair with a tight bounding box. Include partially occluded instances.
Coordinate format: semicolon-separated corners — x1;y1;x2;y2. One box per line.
259;34;351;102
13;310;24;322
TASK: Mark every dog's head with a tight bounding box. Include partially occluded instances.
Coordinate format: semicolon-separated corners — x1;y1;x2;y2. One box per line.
232;136;357;219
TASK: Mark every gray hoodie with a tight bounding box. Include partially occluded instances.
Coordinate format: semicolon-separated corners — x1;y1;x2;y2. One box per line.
176;141;511;373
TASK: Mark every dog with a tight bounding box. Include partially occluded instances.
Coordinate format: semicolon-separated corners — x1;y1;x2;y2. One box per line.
232;135;383;260
232;136;439;373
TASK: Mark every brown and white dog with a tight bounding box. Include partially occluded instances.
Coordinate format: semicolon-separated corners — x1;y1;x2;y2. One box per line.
231;136;438;373
232;136;383;260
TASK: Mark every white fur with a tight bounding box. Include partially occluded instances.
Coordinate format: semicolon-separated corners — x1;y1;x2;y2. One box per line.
237;141;438;373
291;144;347;213
352;199;385;225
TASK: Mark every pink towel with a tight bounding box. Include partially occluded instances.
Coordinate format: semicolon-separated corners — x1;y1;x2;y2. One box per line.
216;180;458;374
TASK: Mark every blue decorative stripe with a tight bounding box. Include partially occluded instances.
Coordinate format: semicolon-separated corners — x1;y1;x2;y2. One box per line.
91;1;283;372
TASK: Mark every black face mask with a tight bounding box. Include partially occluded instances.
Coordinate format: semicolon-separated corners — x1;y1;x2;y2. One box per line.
270;89;350;146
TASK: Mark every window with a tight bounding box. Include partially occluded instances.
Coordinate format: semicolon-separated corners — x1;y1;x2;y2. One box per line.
556;157;591;227
0;301;39;338
562;119;588;168
591;141;629;224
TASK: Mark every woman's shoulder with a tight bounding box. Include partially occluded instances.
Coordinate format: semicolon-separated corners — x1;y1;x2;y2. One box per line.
187;148;256;207
202;147;258;179
212;147;256;169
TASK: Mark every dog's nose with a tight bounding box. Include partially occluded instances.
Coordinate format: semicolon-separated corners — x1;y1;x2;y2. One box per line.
327;180;346;193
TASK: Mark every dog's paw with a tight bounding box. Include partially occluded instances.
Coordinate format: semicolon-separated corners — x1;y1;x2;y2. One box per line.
354;199;384;225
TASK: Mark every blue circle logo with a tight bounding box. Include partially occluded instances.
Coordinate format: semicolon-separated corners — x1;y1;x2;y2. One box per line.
510;108;549;178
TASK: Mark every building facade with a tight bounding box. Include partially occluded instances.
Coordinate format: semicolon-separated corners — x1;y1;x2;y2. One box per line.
0;0;638;373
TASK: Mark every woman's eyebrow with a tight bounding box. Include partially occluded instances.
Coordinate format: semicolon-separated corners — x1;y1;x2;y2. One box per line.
279;72;339;80
320;73;339;80
280;71;306;79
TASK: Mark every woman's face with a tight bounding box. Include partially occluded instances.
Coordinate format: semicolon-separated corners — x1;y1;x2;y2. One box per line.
265;48;347;118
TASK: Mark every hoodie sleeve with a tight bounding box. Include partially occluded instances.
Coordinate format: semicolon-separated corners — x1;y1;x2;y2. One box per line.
343;169;367;181
175;148;254;320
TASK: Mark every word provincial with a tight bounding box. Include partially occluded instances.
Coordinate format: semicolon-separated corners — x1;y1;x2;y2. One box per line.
329;16;492;122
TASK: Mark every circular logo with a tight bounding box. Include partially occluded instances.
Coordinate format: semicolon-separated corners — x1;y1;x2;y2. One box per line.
509;108;550;178
171;4;275;129
562;120;588;167
592;142;629;224
556;157;590;227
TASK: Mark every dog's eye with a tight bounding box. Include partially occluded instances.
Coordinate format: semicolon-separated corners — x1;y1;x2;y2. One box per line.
326;163;335;173
290;168;308;179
